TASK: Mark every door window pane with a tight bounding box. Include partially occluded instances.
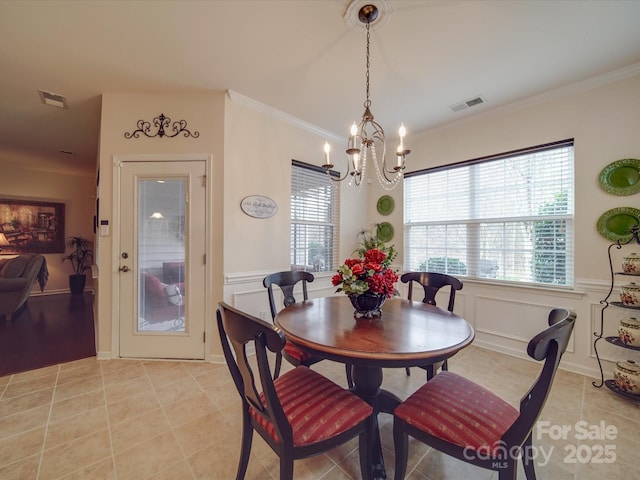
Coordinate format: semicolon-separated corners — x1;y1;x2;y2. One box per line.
137;179;186;332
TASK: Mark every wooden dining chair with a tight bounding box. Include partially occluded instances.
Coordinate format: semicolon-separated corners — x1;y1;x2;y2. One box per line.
263;271;353;387
217;302;374;480
393;308;576;480
401;271;463;379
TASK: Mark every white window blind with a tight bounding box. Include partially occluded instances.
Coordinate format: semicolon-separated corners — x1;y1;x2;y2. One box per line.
291;160;339;272
404;139;574;286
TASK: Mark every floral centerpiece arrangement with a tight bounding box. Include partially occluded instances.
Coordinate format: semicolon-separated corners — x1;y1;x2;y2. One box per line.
332;226;399;317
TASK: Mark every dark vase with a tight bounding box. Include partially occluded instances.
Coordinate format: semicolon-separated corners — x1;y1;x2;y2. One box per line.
69;274;86;294
349;293;386;318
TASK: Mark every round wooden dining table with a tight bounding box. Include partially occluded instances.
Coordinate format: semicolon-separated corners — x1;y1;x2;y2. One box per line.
275;295;475;480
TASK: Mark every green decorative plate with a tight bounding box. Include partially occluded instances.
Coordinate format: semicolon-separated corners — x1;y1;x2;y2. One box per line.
376;222;394;242
596;207;640;242
376;195;395;216
598;158;640;196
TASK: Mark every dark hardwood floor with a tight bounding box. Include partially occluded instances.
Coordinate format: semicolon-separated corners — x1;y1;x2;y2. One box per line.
0;292;96;377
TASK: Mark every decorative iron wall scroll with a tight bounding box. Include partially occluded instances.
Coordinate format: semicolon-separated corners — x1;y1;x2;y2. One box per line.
124;113;200;139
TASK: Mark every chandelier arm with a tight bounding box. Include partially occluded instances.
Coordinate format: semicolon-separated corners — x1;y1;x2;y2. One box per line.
328;161;355;183
367;118;399;176
376;155;403;184
325;151;364;186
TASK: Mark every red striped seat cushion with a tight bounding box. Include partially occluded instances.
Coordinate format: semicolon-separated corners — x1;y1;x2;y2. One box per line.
283;341;312;363
394;371;518;453
250;366;372;446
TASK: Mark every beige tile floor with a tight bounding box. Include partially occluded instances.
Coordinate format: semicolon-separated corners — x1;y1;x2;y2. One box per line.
1;346;639;480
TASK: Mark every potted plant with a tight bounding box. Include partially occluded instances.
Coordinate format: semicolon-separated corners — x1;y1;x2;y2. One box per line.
61;235;94;294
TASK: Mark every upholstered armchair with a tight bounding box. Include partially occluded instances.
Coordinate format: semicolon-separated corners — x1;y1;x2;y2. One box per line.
0;254;48;320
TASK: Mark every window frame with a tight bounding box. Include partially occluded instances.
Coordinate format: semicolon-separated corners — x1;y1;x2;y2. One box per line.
403;139;574;288
290;160;340;273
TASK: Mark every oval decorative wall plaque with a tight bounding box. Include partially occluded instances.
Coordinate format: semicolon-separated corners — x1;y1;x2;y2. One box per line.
240;195;278;219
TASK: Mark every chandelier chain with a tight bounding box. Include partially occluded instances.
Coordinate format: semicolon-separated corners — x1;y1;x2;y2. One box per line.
364;20;371;109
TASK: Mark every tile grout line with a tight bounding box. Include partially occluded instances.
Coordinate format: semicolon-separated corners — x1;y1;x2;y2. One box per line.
574;376;587;480
0;374;11;400
145;362;198;480
31;362;112;479
99;360;119;479
35;364;61;480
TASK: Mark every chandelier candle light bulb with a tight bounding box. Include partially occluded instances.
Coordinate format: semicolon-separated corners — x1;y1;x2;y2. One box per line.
323;142;331;167
396;124;407;167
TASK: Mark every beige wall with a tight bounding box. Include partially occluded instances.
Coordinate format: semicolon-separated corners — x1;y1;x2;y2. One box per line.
0;165;95;293
96;92;225;359
222;93;365;275
221;70;640;380
96;92;367;361
221;94;370;340
394;72;640;379
407;73;640;281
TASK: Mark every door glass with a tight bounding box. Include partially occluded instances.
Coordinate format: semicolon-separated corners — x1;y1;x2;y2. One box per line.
137;179;186;332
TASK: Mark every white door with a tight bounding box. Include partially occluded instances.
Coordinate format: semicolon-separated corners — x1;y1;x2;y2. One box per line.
118;160;206;359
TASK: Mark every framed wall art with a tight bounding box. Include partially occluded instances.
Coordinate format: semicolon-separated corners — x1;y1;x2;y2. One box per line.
0;198;65;254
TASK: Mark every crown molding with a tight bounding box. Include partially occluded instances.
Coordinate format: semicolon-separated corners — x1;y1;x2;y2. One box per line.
417;62;640;137
226;90;344;143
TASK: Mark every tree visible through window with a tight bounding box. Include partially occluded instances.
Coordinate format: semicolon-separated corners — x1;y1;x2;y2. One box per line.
291;160;339;272
404;140;574;287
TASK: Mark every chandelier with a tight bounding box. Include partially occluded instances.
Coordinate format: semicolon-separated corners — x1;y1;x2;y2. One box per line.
322;3;410;191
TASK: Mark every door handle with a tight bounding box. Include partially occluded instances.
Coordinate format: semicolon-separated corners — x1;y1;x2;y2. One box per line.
119;265;131;273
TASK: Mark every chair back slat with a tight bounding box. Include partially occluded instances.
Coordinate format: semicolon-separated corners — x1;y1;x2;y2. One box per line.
400;272;463;312
528;308;576;361
503;308;576;445
217;303;288;426
263;271;314;320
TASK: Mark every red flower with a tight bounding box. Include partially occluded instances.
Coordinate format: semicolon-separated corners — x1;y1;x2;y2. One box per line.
364;262;383;272
351;263;365;275
344;258;362;268
364;249;387;264
331;274;343;286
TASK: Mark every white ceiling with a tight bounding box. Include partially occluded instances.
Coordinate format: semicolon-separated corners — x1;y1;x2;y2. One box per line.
1;0;640;176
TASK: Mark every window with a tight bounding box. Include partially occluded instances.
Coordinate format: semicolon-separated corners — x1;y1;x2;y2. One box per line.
291;160;339;272
404;139;574;287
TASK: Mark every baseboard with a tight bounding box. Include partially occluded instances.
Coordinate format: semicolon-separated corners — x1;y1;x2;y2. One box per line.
31;289;95;297
473;338;602;380
96;351;112;360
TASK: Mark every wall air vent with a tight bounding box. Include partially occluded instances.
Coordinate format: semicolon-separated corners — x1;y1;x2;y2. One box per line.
450;95;486;113
38;89;67;109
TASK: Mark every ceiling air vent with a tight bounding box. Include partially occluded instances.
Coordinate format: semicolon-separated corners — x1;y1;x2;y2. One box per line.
38;89;67;109
450;95;485;113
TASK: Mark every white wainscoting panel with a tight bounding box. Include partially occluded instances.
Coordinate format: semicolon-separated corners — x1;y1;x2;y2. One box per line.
473;295;576;359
